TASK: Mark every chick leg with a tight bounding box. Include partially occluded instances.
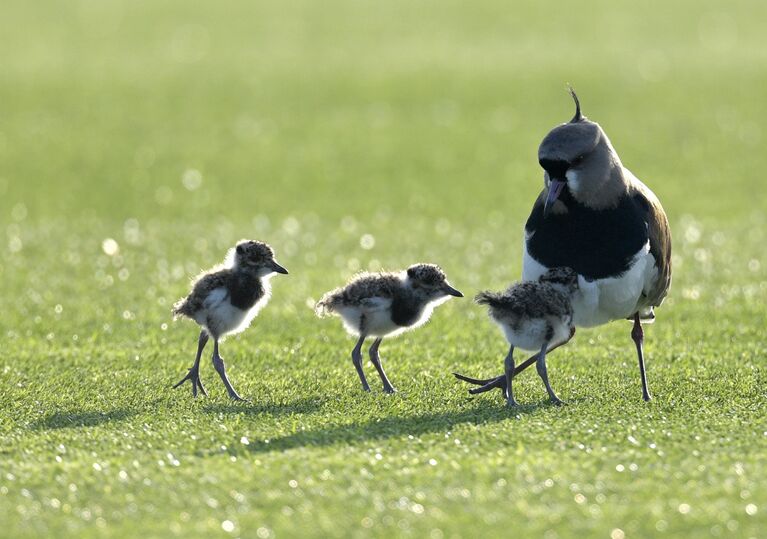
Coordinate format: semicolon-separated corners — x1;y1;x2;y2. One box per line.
536;341;563;405
173;330;209;397
632;313;652;401
454;327;575;398
369;338;396;394
352;335;370;392
504;345;519;407
211;339;247;401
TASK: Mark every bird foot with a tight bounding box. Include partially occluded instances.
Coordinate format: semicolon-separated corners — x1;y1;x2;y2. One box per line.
550;397;566;406
383;385;397;394
173;367;208;398
453;372;507;398
452;372;498;386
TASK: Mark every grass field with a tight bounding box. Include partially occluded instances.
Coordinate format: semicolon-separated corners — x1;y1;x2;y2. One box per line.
1;1;766;537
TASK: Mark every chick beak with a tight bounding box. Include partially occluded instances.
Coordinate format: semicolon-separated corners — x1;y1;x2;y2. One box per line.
443;284;464;298
270;260;289;275
543;179;566;217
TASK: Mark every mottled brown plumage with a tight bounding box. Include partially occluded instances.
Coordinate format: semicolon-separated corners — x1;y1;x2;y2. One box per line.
476;267;577;346
173;270;231;319
314;272;402;317
629;179;672;313
476;278;574;331
315;264;455;323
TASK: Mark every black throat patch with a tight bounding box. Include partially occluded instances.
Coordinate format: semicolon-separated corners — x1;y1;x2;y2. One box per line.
390;291;425;327
228;272;265;310
525;188;649;280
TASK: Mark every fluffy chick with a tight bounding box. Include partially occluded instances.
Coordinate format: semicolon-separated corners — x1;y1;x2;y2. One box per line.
476;267;578;406
172;240;288;400
316;263;462;393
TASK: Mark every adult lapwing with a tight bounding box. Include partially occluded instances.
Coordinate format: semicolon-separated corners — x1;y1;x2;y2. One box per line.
456;89;672;401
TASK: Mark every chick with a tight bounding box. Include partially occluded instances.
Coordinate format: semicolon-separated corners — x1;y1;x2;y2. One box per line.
172;240;288;400
476;267;578;406
316;263;463;393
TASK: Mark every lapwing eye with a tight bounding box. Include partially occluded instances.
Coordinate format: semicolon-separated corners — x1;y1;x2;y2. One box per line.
573;155;585;165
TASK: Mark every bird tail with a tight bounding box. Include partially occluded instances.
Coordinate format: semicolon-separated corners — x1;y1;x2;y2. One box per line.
474;290;505;308
172;297;192;320
314;291;341;318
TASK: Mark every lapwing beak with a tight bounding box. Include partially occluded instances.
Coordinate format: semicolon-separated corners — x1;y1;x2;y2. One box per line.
543;179;566;217
270;260;289;275
443;284;464;298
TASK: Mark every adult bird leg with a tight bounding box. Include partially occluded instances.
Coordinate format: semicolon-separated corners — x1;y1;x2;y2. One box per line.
632;313;652;401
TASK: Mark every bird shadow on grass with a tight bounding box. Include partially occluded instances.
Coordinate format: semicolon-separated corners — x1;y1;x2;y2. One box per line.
35;409;136;430
201;397;324;417
244;401;539;454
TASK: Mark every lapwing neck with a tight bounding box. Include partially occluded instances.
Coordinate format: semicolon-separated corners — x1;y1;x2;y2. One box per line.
570;160;629;211
232;264;264;282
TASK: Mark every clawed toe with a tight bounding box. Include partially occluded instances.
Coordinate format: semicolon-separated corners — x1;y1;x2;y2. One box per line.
453;372;497;386
196;378;208;397
465;376;506;397
173;368;206;398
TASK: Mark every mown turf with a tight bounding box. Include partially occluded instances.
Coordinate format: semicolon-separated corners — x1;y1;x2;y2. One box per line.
1;0;765;537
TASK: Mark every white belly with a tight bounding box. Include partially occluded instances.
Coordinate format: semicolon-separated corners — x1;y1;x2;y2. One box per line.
522;240;657;328
335;296;443;338
337;303;400;337
195;284;271;338
497;316;572;351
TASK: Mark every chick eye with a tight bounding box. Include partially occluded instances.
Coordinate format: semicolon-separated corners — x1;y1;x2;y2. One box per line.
573;155;585;165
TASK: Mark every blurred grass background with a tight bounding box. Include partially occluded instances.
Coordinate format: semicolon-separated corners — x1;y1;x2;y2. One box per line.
1;1;765;538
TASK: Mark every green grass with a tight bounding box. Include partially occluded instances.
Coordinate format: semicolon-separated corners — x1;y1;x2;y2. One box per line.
1;0;766;537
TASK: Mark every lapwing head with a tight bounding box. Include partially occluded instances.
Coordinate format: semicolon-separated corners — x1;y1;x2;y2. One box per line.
538;88;623;215
539;266;579;294
406;263;463;299
233;240;289;277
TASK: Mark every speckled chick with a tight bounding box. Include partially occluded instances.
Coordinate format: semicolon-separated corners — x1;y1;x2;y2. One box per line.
476;267;578;406
172;240;288;401
315;263;463;393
